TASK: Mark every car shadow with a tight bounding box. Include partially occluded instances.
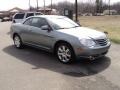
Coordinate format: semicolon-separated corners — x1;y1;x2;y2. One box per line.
3;45;111;77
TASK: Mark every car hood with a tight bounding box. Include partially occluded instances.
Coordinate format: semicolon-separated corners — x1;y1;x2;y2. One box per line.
58;27;107;39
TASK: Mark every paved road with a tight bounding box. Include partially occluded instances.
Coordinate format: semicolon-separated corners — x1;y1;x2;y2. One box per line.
0;22;120;90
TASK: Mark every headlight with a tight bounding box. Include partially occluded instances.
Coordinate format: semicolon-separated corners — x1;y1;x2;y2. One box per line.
80;39;96;48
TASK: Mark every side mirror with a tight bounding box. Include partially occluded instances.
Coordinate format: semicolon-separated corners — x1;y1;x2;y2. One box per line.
104;31;108;35
41;25;50;31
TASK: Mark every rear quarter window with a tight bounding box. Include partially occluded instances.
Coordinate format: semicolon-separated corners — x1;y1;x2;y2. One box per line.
35;13;43;15
14;13;25;19
26;13;34;18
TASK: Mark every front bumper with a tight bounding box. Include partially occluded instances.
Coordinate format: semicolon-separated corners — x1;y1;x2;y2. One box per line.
75;42;111;59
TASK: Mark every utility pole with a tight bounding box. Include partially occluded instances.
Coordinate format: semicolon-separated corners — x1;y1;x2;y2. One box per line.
51;0;53;11
75;0;78;22
36;0;39;12
43;0;46;14
109;0;111;15
29;0;31;11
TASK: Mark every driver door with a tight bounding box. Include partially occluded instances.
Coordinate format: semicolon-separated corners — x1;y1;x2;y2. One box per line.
28;17;55;50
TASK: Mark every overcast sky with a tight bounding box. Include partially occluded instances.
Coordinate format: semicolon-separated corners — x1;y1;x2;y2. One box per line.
0;0;120;11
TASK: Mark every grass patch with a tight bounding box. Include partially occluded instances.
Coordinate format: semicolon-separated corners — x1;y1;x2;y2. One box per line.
79;15;120;44
110;38;120;44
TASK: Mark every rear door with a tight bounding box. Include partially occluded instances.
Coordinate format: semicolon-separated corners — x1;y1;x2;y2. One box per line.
27;17;55;49
20;18;34;43
13;13;25;23
20;17;46;45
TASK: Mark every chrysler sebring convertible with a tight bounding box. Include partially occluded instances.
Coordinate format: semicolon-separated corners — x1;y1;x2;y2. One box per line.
10;15;111;63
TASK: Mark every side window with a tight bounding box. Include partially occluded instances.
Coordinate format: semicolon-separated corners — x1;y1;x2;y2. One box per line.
14;13;25;19
38;18;48;28
30;18;40;28
24;18;32;25
30;18;48;28
26;13;34;18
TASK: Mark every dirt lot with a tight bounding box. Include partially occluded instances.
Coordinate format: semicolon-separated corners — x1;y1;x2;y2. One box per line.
79;15;120;44
0;22;120;90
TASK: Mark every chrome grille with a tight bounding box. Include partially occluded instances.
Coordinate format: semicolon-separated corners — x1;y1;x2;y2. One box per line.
95;39;108;46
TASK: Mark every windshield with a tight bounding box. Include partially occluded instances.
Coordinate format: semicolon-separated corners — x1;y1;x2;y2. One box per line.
47;17;80;30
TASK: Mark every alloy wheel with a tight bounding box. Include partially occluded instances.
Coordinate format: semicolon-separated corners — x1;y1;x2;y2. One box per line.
14;35;21;48
57;45;72;63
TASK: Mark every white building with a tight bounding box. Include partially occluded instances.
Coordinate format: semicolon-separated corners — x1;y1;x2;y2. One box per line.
103;10;117;15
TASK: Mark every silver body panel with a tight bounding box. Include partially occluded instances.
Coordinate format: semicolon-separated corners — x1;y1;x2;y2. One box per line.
10;15;111;58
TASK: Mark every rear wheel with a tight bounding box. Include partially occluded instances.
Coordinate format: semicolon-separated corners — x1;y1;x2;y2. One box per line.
13;35;23;49
56;43;75;64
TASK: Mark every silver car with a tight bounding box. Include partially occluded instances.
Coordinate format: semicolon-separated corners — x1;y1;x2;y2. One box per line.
10;15;111;63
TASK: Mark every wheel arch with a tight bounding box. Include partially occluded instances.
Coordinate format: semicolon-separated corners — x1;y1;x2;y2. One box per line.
53;40;74;54
13;33;19;39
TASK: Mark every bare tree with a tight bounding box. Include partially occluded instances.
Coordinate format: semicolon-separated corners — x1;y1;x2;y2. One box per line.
111;2;120;14
96;0;103;13
47;1;74;15
47;1;120;15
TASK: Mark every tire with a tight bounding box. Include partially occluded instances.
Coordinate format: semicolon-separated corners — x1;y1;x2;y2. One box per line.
56;43;75;64
13;35;23;49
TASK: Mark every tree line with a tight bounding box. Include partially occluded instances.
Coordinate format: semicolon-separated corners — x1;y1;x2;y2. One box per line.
47;0;120;15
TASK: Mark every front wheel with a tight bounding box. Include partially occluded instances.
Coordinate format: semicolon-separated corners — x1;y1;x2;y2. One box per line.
13;35;23;49
56;43;75;64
